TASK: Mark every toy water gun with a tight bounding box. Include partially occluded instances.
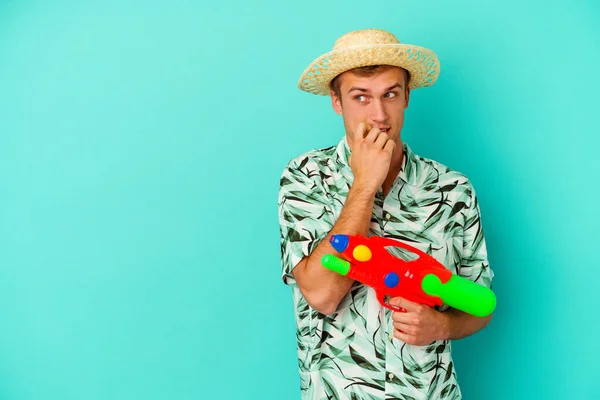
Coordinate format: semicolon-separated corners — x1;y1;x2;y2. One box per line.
321;234;496;317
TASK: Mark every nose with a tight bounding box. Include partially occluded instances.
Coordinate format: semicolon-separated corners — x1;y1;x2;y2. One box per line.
370;99;388;123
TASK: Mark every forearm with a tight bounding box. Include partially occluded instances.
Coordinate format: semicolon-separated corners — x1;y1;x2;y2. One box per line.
293;184;376;314
441;308;493;340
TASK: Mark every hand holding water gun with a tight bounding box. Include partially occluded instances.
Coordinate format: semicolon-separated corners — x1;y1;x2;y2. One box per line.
321;234;496;317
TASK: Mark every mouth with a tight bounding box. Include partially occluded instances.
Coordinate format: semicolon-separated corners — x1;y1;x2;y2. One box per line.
379;127;391;134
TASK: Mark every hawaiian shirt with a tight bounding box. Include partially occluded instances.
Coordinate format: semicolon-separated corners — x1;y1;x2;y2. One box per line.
277;136;494;400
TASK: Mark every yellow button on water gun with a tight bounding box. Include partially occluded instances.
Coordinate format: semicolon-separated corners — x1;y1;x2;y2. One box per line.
353;245;372;262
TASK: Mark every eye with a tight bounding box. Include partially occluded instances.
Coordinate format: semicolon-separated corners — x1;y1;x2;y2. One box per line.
355;95;368;102
385;91;397;98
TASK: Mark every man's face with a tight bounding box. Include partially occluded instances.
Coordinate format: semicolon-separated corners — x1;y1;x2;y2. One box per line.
331;67;410;147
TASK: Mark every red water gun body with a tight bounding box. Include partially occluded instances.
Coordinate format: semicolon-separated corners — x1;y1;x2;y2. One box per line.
323;234;452;312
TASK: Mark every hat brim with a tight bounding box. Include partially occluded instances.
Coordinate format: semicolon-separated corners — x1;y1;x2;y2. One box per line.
297;43;440;95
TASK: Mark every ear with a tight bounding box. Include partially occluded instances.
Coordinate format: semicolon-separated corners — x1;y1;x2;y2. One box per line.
331;91;343;115
404;87;411;109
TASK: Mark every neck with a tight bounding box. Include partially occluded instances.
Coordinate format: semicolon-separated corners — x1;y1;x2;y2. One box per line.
382;140;404;197
391;139;405;171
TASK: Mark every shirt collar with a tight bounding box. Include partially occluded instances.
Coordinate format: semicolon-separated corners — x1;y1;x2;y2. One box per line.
334;136;418;187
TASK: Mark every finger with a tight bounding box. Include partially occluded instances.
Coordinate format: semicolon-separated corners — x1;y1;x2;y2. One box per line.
391;310;412;323
355;122;366;140
384;139;396;154
355;122;372;141
374;131;389;149
388;296;420;312
393;321;417;336
391;311;423;329
393;329;418;345
351;123;364;147
364;126;381;143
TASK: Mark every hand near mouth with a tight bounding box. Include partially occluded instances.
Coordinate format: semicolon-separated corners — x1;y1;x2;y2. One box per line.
349;122;396;194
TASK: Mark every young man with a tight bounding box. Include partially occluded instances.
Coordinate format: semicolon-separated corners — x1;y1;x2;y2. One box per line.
278;28;494;400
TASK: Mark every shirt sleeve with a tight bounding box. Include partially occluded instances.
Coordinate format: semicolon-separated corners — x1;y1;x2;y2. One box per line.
277;156;335;285
460;184;495;289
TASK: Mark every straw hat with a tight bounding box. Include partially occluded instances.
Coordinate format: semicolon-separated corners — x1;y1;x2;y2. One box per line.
298;28;440;96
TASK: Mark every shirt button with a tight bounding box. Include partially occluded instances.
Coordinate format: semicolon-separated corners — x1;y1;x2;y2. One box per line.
388;332;393;340
388;373;394;380
385;212;391;220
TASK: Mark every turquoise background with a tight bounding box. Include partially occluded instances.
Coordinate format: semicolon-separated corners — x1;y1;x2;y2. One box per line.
1;1;599;399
